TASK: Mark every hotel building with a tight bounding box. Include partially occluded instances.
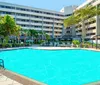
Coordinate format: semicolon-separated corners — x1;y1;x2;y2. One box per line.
0;2;65;38
75;0;100;42
0;2;77;39
60;6;77;40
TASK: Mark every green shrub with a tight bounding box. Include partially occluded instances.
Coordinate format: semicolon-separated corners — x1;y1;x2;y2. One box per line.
1;43;12;48
12;43;24;47
12;43;17;47
72;40;80;47
5;43;12;48
40;40;45;44
0;44;2;48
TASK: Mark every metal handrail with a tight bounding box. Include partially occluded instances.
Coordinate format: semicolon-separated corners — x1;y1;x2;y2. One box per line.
0;59;4;68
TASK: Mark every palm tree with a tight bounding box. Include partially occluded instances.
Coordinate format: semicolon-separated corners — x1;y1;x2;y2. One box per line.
64;6;98;43
0;16;4;43
20;29;29;45
3;15;20;36
45;33;50;41
64;15;79;28
15;26;21;44
0;15;21;43
75;6;96;42
28;29;38;44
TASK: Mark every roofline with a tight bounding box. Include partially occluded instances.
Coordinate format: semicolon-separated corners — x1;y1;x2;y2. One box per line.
75;0;93;10
0;1;65;15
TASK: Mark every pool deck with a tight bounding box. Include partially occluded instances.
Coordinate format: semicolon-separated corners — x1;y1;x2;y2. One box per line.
0;69;47;85
84;81;100;85
0;73;23;85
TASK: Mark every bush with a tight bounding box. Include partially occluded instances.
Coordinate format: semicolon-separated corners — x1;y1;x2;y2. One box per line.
12;43;25;47
12;43;17;47
84;43;89;48
1;43;12;48
40;40;45;44
0;44;2;48
72;40;80;47
12;43;20;47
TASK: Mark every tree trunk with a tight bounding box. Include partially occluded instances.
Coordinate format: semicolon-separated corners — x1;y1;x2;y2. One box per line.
18;36;20;44
32;36;33;45
82;19;86;43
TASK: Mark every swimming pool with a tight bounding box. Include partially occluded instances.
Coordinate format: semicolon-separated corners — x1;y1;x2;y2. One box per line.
0;49;100;85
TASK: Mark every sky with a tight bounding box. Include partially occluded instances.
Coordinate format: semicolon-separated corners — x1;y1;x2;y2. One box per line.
0;0;85;11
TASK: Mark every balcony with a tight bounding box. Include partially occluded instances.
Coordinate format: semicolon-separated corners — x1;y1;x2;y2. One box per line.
43;19;63;24
22;27;42;31
87;29;96;34
0;8;64;19
54;33;61;36
93;0;100;6
43;28;52;31
76;32;81;35
47;33;52;35
76;28;82;31
54;25;62;28
54;29;62;32
85;35;95;39
88;23;96;28
16;21;30;25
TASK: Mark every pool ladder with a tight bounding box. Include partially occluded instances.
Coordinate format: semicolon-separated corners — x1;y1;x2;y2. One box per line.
0;59;4;69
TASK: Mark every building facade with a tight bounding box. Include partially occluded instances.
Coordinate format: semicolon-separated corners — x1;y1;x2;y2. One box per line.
60;6;77;40
75;0;100;42
0;2;65;38
0;2;78;40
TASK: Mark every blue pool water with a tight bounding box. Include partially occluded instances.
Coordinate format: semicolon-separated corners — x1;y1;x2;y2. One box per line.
0;49;100;85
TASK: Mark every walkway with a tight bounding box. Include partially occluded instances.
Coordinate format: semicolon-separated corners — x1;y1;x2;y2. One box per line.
0;73;23;85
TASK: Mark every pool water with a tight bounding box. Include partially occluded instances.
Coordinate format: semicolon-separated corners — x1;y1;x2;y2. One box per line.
0;49;100;85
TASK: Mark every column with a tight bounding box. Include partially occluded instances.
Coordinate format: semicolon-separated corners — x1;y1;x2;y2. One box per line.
62;24;65;37
52;17;55;39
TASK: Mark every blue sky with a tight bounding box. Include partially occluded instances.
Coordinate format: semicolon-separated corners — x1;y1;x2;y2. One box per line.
0;0;85;11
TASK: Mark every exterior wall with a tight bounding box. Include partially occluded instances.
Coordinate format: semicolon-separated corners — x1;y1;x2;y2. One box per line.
60;6;77;39
71;26;76;37
0;2;65;38
60;5;77;15
96;16;100;35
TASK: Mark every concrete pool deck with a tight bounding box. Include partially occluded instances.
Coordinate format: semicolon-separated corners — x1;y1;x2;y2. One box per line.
0;69;47;85
0;74;23;85
84;81;100;85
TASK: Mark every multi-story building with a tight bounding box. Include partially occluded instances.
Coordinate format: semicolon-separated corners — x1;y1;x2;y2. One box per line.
0;2;77;40
0;2;65;39
75;0;100;43
60;6;77;40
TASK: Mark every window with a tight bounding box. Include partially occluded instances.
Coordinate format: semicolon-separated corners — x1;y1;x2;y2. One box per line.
0;5;15;9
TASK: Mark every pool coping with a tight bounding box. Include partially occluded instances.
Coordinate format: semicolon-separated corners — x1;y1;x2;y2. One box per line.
31;47;100;52
0;47;30;51
0;47;100;52
84;81;100;85
0;69;47;85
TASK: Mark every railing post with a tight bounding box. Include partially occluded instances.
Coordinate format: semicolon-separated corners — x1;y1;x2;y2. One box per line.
0;59;4;69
